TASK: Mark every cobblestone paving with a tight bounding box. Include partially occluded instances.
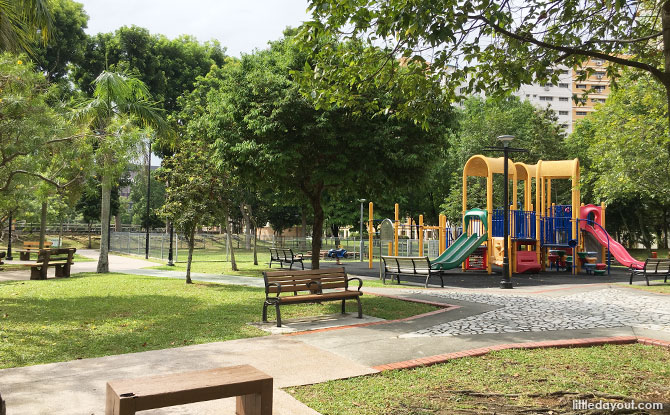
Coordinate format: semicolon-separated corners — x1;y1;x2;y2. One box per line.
401;288;670;337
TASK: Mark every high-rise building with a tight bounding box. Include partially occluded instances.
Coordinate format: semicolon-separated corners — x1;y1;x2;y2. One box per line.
514;66;573;132
572;58;611;127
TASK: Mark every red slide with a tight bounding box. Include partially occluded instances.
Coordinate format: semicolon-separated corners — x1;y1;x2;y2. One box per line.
579;205;644;270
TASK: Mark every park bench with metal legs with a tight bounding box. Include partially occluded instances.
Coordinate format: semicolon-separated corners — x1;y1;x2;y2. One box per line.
382;256;445;288
630;258;670;286
105;365;272;415
24;248;76;280
268;247;304;269
262;267;363;327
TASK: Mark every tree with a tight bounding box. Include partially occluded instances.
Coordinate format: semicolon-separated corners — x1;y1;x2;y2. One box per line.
0;0;53;54
74;71;171;273
75;176;123;248
298;0;670;131
34;0;88;84
157;138;232;283
185;31;451;268
129;169;165;228
568;71;670;249
73;26;226;114
0;53;85;200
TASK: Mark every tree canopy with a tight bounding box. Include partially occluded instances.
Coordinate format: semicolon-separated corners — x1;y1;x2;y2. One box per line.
298;0;670;126
181;31;452;267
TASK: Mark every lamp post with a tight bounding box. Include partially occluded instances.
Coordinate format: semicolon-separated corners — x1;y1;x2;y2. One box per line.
167;221;175;266
145;138;151;259
483;135;527;289
6;210;13;260
499;135;514;289
358;199;366;262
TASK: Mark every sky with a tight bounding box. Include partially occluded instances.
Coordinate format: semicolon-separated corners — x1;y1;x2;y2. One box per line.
77;0;312;57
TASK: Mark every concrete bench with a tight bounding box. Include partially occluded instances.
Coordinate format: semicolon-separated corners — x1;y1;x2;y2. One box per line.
105;365;272;415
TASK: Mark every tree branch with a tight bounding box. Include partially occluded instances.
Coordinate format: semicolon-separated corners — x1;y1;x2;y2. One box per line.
473;14;667;83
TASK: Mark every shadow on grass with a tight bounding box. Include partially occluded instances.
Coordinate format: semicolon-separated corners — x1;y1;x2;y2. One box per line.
0;275;268;368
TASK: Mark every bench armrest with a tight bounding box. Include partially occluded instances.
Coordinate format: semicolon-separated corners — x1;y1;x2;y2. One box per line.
347;277;363;291
266;282;282;298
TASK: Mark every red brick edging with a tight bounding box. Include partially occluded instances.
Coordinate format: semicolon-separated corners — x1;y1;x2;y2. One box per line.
372;336;670;371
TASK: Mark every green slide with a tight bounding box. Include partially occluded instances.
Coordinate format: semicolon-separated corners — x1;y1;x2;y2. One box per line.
431;232;488;270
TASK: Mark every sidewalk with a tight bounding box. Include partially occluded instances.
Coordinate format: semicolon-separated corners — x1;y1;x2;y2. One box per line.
1;251;669;414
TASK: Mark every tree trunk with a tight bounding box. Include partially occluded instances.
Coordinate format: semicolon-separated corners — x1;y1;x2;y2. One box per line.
240;203;252;250
301;208;308;250
115;215;121;233
308;185;325;270
39;201;47;249
185;226;194;284
87;222;92;249
97;171;112;273
226;219;238;271
253;227;258;265
331;223;340;248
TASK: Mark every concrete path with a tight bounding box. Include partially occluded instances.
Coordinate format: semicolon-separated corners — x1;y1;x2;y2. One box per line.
1;250;669;414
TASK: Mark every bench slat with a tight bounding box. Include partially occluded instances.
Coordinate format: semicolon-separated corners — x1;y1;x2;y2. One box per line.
265;267;345;278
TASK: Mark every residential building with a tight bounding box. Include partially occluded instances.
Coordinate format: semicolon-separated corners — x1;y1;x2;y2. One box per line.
572;58;611;127
514;66;573;132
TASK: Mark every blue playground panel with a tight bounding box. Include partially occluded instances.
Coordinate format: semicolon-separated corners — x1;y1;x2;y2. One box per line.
490;205;574;246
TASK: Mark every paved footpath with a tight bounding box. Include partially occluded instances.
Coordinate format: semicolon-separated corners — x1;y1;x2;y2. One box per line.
1;252;669;414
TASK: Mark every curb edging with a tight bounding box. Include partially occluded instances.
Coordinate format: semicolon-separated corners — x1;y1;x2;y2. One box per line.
372;336;670;371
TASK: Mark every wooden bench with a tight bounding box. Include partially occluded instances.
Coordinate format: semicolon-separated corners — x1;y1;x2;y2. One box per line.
268;247;304;269
105;365;272;415
25;248;76;280
18;240;52;260
381;256;444;288
262;267;363;327
630;258;670;286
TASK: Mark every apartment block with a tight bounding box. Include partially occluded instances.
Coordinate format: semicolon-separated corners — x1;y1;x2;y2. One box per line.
514;67;574;132
572;58;611;126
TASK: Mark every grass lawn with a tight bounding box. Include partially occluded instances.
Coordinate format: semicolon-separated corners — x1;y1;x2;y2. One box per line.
629;248;669;261
290;344;670;415
622;280;670;295
0;273;436;369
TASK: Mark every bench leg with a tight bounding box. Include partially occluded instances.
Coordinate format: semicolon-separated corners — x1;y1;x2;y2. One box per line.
424;275;429;288
440;274;444;288
235;381;272;415
275;303;282;327
341;299;346;314
262;302;268;323
356;296;362;319
300;261;304;270
629;271;633;285
20;252;30;261
645;272;650;286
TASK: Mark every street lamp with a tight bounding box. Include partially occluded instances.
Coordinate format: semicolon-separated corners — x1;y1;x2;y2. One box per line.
6;210;13;260
483;135;527;289
167;221;175;266
358;199;366;262
145;138;151;259
499;135;514;289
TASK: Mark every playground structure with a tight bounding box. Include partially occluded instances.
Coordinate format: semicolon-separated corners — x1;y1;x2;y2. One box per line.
365;154;644;277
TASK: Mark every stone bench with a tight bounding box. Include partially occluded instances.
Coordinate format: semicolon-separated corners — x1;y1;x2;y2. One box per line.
105;365;272;415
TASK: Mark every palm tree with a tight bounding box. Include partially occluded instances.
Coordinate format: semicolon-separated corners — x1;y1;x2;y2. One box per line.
0;0;53;53
75;71;172;273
